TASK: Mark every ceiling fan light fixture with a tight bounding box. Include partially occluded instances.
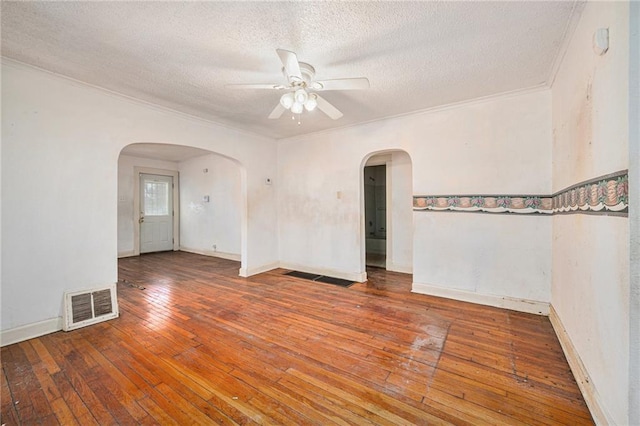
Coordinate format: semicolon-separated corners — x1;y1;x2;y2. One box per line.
294;88;308;104
280;92;295;109
231;49;367;121
291;101;304;114
304;94;318;111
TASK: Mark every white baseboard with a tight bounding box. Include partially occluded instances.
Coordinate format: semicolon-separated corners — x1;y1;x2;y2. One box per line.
548;306;614;426
412;282;549;315
386;262;412;274
1;317;63;347
180;246;241;262
117;250;136;258
279;262;367;283
239;262;280;277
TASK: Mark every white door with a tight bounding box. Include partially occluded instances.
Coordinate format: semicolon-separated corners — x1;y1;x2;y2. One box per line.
140;173;174;253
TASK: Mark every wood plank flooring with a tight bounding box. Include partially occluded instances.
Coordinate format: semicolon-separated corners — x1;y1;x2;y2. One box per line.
2;251;593;425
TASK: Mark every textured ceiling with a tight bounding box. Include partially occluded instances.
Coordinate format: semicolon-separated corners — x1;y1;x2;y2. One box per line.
1;1;578;139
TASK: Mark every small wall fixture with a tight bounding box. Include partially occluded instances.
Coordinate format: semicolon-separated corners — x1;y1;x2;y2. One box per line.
593;28;609;56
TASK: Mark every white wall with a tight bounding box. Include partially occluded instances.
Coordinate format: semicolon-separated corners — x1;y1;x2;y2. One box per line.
179;154;242;259
278;89;552;304
550;2;630;424
629;3;640;424
117;153;242;261
1;60;277;337
387;151;413;273
118;155;179;256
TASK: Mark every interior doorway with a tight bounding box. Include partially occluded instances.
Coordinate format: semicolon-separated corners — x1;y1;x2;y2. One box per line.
361;151;413;275
364;164;387;268
118;143;246;275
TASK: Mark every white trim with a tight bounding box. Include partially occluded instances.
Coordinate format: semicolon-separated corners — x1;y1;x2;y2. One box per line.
1;57;548;144
385;160;393;272
548;305;614;425
1;317;63;347
546;1;587;88
412;282;549;315
386;262;412;274
278;262;367;283
360;150;414;279
364;154;392;167
118;250;136;258
1;58;269;140
239;262;280;278
628;2;640;423
278;85;549;142
180;246;241;262
133;167;180;255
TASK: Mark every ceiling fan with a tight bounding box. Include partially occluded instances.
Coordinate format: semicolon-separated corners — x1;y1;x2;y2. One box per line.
226;49;369;120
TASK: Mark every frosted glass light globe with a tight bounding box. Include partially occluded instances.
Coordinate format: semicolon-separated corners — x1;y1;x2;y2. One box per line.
291;101;304;114
280;92;294;109
294;88;308;104
304;94;318;111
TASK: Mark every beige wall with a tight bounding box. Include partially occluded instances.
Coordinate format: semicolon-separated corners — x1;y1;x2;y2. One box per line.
277;89;552;307
1;60;278;337
551;2;631;423
179;153;242;259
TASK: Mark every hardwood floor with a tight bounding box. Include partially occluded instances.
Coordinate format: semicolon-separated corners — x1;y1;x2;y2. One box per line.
2;251;593;425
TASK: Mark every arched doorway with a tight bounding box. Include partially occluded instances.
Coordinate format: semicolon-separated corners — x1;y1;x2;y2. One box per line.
117;143;246;266
360;150;413;274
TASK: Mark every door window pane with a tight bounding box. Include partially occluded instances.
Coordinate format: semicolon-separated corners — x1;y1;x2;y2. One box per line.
144;181;169;216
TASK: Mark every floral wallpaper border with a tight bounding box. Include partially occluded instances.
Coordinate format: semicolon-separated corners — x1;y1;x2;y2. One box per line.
413;170;628;216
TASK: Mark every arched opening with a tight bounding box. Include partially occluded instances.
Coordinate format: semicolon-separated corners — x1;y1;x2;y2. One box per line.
117;142;247;271
360;150;413;276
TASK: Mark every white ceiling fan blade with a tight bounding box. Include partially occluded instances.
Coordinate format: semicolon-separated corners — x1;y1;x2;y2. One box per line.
225;83;286;90
313;78;370;90
268;103;286;119
315;94;343;120
276;49;302;81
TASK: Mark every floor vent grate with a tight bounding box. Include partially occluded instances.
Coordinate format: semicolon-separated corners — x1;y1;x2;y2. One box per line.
63;284;119;331
284;271;354;288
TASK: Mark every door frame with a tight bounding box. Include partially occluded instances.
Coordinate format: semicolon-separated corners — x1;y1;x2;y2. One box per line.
363;159;392;269
359;150;413;276
133;166;180;256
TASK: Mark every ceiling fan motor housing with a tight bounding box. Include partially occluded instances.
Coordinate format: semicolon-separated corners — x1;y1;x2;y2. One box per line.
235;49;361;120
283;62;316;87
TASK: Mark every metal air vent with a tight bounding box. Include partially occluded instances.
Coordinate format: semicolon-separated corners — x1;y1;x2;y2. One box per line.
63;284;119;331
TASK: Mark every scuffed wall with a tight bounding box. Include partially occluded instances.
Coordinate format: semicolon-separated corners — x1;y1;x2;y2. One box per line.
277;89;552;303
1;60;277;334
179;154;242;259
550;1;630;423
